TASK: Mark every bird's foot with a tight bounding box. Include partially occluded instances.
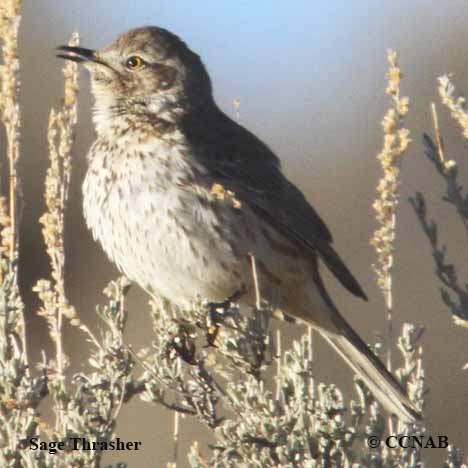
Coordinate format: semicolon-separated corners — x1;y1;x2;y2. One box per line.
203;287;247;347
167;321;197;365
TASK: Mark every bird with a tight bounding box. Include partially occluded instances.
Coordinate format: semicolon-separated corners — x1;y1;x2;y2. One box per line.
57;26;421;423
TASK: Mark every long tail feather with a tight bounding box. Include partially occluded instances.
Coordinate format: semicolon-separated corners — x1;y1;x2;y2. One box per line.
294;254;422;423
320;313;421;424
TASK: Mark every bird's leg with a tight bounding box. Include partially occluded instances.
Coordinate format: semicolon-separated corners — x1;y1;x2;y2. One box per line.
167;322;197;365
203;286;247;347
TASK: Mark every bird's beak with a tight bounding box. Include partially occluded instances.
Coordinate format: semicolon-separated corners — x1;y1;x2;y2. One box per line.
56;45;98;64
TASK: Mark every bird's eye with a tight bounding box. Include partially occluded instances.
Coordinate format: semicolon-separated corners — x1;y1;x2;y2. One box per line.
125;56;145;70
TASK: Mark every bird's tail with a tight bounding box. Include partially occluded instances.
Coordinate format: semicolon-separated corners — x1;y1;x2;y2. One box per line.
319;310;421;424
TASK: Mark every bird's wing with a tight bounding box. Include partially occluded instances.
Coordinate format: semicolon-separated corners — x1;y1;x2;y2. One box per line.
191;114;367;300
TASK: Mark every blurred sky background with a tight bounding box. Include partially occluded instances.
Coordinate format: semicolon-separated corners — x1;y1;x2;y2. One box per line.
12;1;468;466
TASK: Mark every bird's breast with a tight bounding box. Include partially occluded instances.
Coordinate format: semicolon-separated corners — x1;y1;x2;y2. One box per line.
83;135;254;304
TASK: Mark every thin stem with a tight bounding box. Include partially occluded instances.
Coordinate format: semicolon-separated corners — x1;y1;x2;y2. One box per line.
172;411;180;467
430;102;445;164
308;326;314;404
307;325;313;363
78;323;103;351
275;328;281;401
385;211;395;373
249;253;261;310
55;307;64;430
8;137;18;263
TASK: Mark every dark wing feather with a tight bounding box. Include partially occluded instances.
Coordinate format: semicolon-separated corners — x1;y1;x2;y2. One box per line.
184;109;367;300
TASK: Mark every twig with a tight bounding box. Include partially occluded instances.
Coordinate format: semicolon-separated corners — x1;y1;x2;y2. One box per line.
275;328;281;401
172;411;180;468
430;102;445;164
249;253;261;310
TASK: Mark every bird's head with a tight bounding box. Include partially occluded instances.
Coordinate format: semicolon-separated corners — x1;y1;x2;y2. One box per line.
57;26;213;132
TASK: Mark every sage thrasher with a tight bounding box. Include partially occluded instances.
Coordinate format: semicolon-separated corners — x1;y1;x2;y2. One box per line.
57;26;420;423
